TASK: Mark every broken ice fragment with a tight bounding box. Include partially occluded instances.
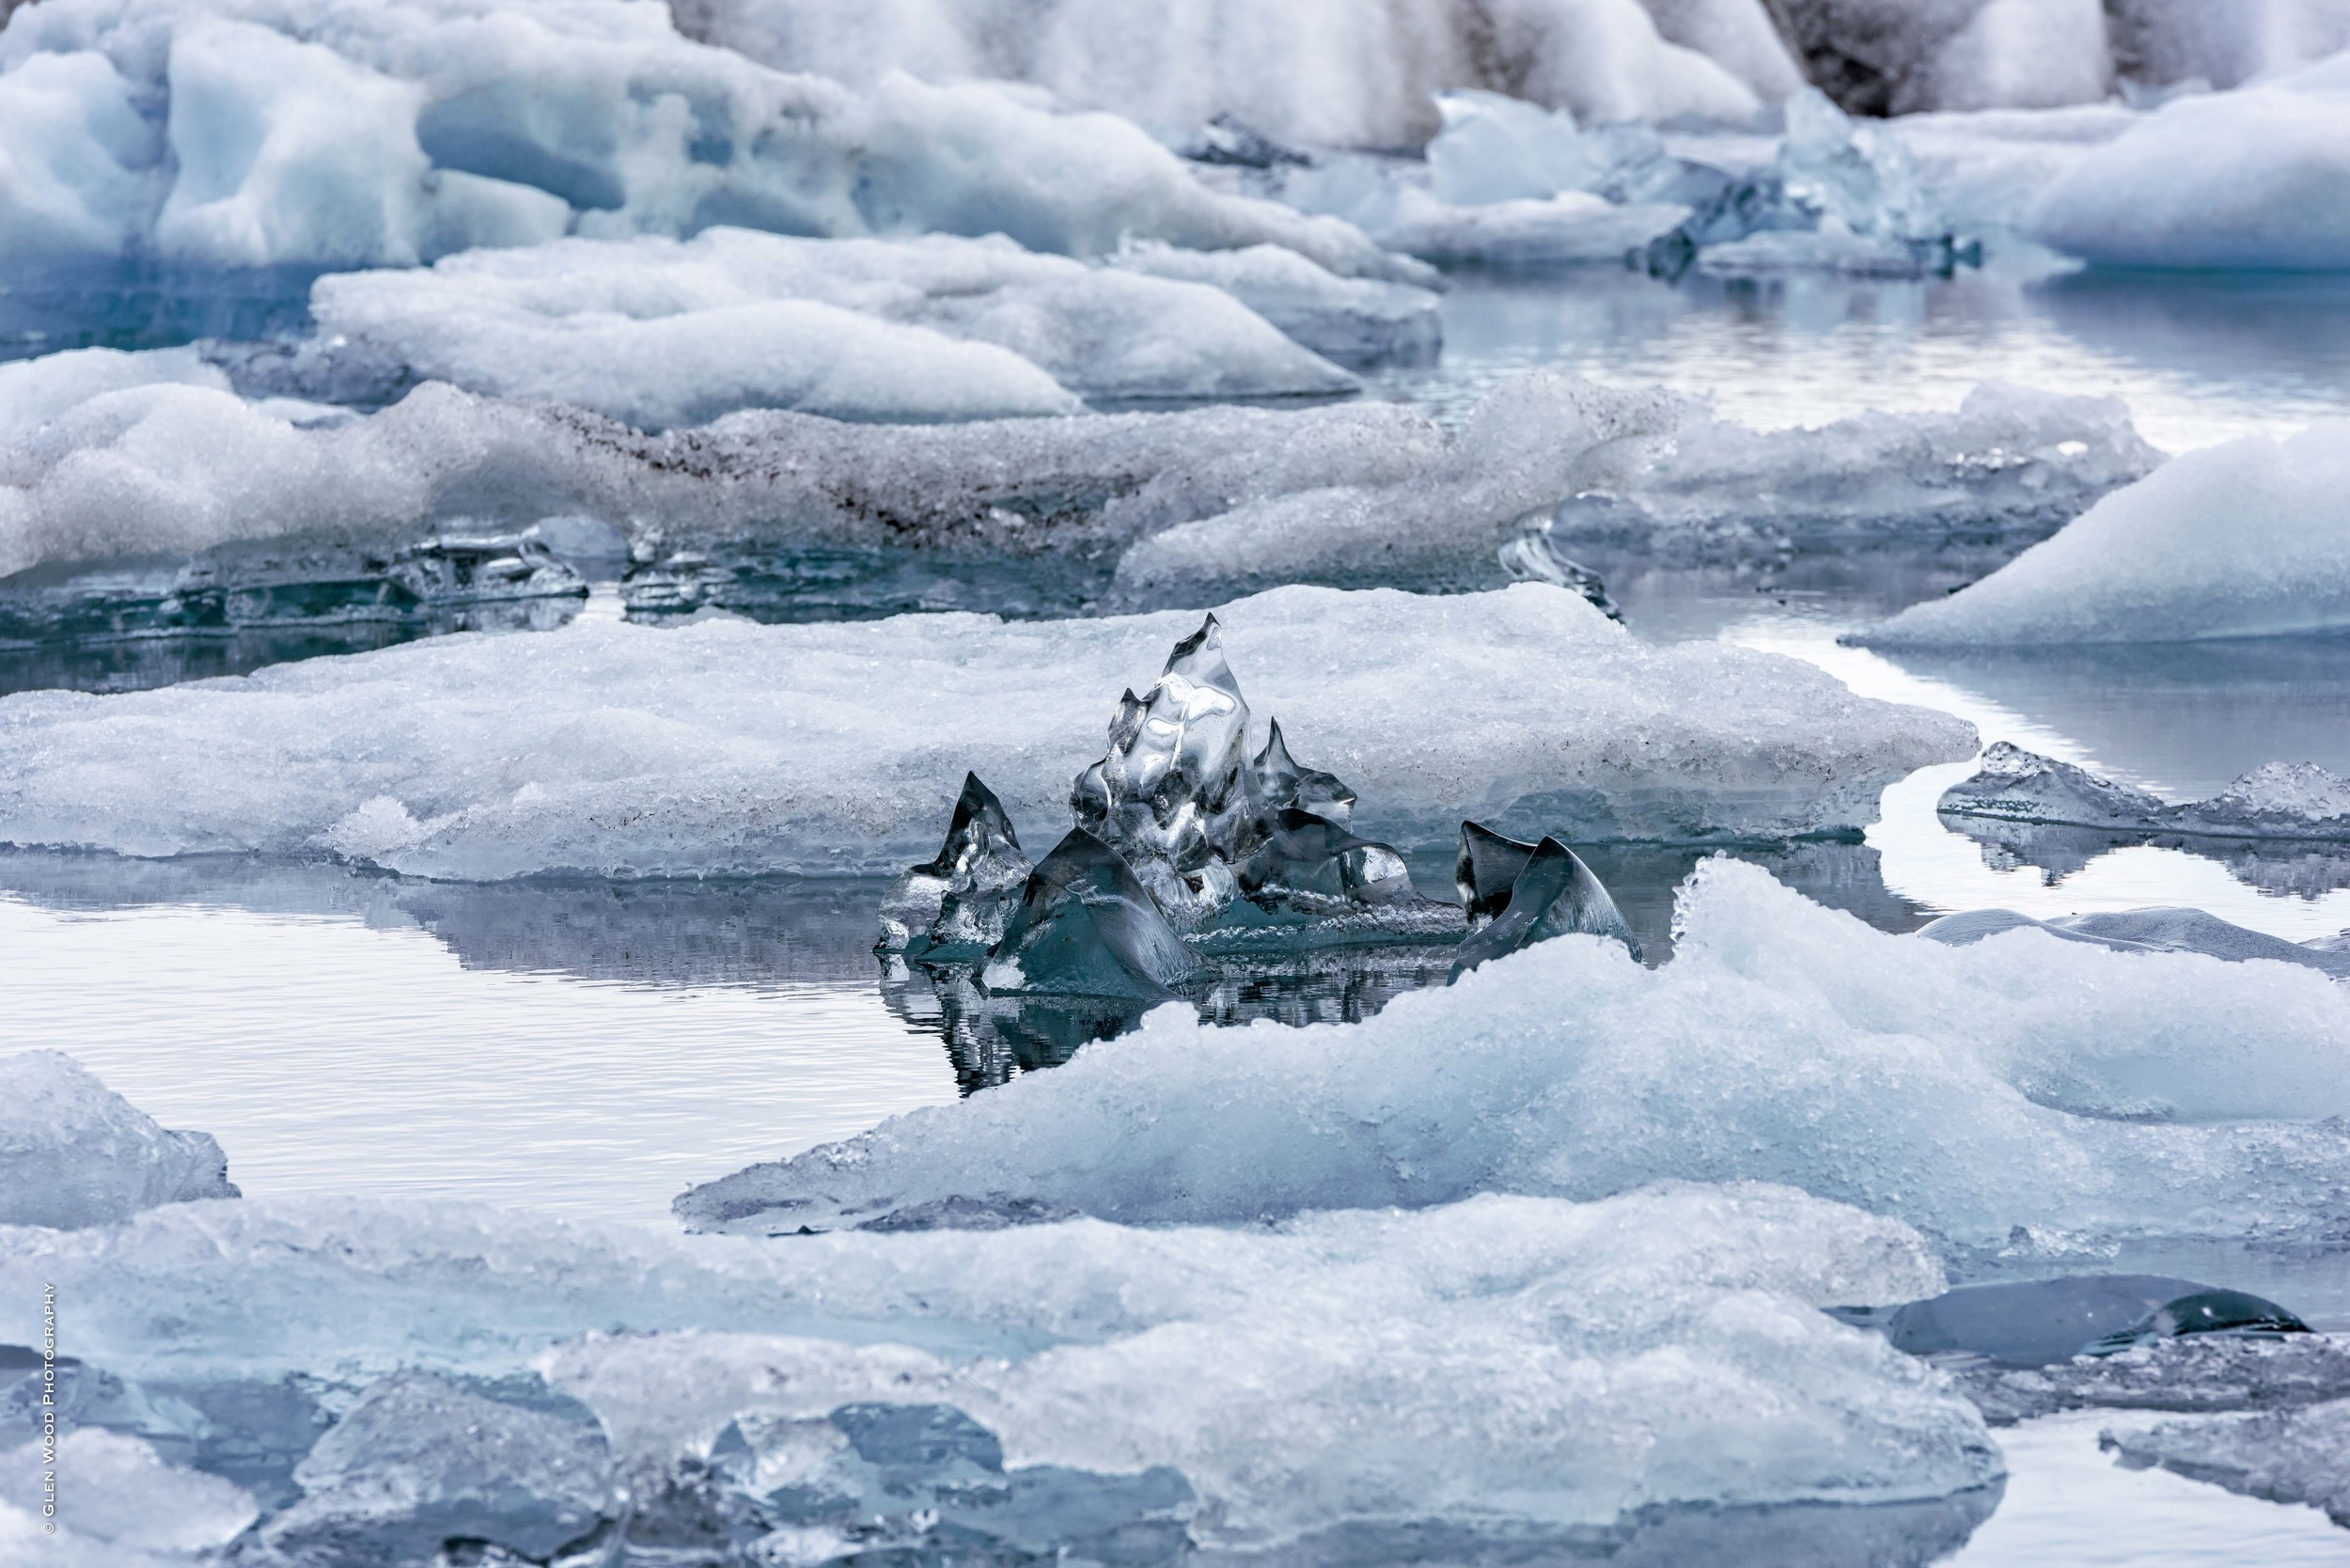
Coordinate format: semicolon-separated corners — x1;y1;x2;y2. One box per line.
1251;718;1355;826
1938;742;2172;831
1236;808;1417;910
877;772;1031;956
982;829;1205;1001
1449;831;1639;978
258;1372;617;1566
2101;1401;2350;1526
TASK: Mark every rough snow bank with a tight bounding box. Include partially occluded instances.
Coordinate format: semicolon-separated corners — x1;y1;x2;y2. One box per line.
0;585;1974;875
1866;423;2350;646
680;859;2350;1248
0;1178;1994;1555
1115;377;2155;596
0;370;1439;579
2029;51;2350;271
0;0;1407;277
299;229;1356;428
0;1051;237;1229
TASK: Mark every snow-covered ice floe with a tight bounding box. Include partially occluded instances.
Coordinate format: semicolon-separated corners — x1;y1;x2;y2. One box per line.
1117;376;2155;598
0;1050;238;1229
1863;423;2350;645
1920;906;2350;980
2105;1401;2350;1528
280;229;1365;428
0;584;1975;876
0;0;1412;280
1104;238;1442;368
2028;50;2350;271
678;858;2350;1247
0;1161;2005;1561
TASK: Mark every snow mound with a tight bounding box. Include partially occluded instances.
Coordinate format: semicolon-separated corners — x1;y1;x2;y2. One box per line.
0;1051;238;1229
2106;1400;2350;1527
1105;238;1440;368
297;229;1355;428
0;584;1975;876
0;0;1408;278
0;1182;1998;1554
677;0;1795;150
1116;376;2154;597
2029;50;2350;270
677;859;2350;1248
1864;423;2350;645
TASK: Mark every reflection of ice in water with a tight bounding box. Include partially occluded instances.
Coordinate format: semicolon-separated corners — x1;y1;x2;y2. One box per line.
1720;618;2350;941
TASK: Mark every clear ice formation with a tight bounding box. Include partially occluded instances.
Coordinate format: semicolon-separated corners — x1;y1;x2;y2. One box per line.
1865;422;2350;645
979;828;1207;1002
1825;1275;2309;1370
1449;824;1640;979
677;859;2350;1247
0;0;1414;281
1919;906;2350;980
0;1051;237;1229
252;1372;617;1566
0;585;1972;877
292;229;1360;429
877;772;1031;958
0;1175;2003;1559
2104;1400;2350;1528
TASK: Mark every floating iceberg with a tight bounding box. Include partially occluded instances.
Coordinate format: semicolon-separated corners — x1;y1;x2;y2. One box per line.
0;1177;1999;1559
2105;1401;2350;1528
0;1051;238;1229
1864;423;2350;645
2029;51;2350;271
677;0;1794;149
877;772;1030;957
293;228;1358;428
1105;238;1441;368
0;584;1974;878
1119;376;2155;598
677;858;2350;1247
1937;743;2350;844
0;0;1409;279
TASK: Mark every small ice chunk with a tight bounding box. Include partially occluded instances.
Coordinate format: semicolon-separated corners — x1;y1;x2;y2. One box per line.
258;1372;616;1565
2104;1399;2350;1527
1250;719;1355;828
1448;832;1639;979
1455;819;1539;931
0;1052;238;1229
980;829;1206;1001
878;771;1032;957
1234;808;1418;910
1865;422;2350;645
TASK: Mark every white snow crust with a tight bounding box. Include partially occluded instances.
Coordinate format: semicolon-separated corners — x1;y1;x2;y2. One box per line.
0;584;1975;875
304;229;1355;427
679;859;2350;1248
0;1050;238;1229
1869;422;2350;645
0;0;1408;278
676;0;1795;149
0;1179;1995;1550
1104;238;1441;367
2028;50;2350;271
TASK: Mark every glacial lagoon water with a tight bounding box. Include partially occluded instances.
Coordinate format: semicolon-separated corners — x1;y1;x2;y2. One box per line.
7;260;2350;1562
